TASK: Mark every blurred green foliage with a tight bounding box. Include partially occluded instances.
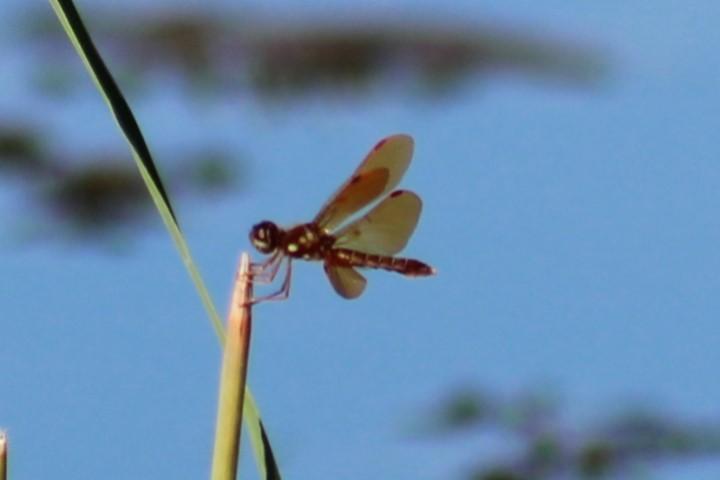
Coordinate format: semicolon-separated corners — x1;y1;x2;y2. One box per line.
26;9;607;98
2;7;607;241
0;123;239;238
422;387;720;479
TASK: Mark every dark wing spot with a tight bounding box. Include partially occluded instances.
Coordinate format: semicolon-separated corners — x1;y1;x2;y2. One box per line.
350;175;361;185
390;190;404;198
374;139;387;151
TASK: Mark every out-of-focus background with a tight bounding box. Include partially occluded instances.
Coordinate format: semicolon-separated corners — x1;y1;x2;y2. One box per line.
2;1;720;478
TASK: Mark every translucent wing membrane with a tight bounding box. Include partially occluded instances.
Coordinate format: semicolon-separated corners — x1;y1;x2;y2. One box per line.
314;134;414;232
334;190;422;255
324;263;367;299
313;168;388;233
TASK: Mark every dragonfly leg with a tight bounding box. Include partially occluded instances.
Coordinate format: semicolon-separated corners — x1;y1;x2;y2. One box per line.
246;252;283;285
244;259;292;306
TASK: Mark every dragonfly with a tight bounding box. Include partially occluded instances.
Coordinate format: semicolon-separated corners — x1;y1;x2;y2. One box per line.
248;134;435;301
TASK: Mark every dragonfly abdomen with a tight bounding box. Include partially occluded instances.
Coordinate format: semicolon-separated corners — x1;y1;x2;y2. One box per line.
330;248;435;276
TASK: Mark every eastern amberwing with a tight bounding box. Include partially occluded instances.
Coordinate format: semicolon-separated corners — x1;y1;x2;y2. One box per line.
249;134;435;301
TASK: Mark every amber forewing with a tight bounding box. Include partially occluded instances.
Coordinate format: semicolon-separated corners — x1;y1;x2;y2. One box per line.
313;168;388;233
313;134;414;232
333;190;422;255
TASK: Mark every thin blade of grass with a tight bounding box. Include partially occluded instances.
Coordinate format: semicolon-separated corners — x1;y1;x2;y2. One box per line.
48;1;281;478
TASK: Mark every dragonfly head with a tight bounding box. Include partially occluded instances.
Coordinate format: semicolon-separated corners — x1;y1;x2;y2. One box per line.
250;220;281;254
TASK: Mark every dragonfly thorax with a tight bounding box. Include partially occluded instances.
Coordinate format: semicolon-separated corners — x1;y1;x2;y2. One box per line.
281;223;333;260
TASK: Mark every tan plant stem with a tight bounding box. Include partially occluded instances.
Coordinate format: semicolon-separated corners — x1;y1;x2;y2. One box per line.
0;430;7;480
211;253;253;480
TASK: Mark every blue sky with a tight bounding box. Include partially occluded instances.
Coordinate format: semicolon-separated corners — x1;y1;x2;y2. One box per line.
2;1;720;479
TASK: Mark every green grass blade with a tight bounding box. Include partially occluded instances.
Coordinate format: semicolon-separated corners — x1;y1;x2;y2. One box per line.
48;1;281;478
244;393;282;480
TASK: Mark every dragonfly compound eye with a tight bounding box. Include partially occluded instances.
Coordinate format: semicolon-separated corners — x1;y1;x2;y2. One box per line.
250;221;280;254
